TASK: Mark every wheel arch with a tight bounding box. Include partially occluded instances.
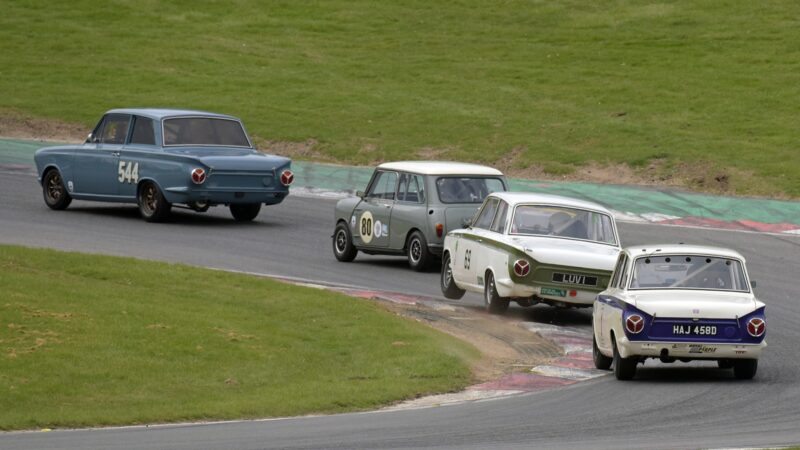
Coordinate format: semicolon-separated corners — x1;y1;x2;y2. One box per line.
404;227;424;251
40;164;62;185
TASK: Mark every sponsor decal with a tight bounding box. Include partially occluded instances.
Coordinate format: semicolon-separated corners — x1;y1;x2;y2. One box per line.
382;223;389;236
541;287;566;297
552;272;597;286
374;220;382;238
689;344;717;354
67;181;73;192
350;215;356;228
359;211;374;244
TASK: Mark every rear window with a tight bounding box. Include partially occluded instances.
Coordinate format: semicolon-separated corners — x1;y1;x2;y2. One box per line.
163;117;250;147
630;255;749;291
436;177;505;204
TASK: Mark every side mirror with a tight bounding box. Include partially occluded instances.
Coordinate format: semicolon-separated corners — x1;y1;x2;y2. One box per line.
750;280;757;289
85;133;93;144
356;190;365;198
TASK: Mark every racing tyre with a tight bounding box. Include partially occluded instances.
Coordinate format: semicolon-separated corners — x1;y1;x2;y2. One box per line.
333;222;358;262
483;271;510;314
407;231;432;272
138;181;171;223
733;359;758;380
593;335;612;370
440;252;465;299
612;337;637;380
42;169;72;210
230;203;261;222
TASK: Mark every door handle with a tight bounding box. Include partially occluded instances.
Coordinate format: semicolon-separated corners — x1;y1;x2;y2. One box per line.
111;151;120;157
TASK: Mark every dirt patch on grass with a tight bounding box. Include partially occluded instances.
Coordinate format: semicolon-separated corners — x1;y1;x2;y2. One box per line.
380;301;562;383
0;112;86;143
252;137;330;161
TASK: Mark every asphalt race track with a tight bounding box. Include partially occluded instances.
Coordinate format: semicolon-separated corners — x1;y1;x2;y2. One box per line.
2;169;800;449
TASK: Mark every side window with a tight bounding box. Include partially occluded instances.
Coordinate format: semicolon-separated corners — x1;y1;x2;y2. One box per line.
366;171;397;200
473;198;499;229
100;114;131;145
490;200;509;233
619;255;631;289
397;174;424;203
130;116;156;145
610;253;626;288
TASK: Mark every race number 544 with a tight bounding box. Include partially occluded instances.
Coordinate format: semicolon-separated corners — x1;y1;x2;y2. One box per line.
118;161;139;184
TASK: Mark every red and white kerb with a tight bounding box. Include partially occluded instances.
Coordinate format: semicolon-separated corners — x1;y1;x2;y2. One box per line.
746;318;765;337
280;169;294;186
626;314;644;334
191;168;206;184
513;259;530;277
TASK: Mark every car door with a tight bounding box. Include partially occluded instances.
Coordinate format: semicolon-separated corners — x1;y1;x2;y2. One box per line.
455;197;499;288
389;172;426;250
73;114;130;197
353;170;396;248
470;198;502;286
117;115;157;199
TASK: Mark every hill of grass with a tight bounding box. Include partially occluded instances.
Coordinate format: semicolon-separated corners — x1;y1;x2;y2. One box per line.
0;245;477;430
1;1;798;197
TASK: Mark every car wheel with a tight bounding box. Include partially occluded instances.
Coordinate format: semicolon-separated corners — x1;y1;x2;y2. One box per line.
138;181;171;222
440;252;465;300
612;337;637;380
332;222;358;262
407;231;432;272
483;271;510;314
733;359;758;380
593;335;612;370
42;169;72;210
230;203;261;222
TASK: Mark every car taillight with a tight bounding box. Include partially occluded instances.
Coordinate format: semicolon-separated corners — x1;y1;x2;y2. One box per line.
436;223;444;238
280;169;294;186
626;314;644;334
513;259;530;277
191;168;206;184
747;318;765;337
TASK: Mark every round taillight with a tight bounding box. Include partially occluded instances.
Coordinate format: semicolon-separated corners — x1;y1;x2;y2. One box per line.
626;314;644;334
191;168;206;184
513;259;530;277
280;169;294;186
747;318;765;337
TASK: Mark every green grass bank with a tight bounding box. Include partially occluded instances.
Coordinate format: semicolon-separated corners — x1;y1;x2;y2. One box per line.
1;1;798;197
0;245;478;430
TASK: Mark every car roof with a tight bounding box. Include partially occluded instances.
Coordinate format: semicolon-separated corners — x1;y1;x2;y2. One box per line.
105;108;239;121
376;161;504;176
624;244;746;260
488;191;613;214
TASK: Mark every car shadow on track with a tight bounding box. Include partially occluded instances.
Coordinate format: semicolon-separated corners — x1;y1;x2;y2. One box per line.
61;205;283;227
628;364;744;382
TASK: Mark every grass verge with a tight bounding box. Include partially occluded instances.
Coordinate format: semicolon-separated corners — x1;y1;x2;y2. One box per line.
1;1;799;197
0;245;478;430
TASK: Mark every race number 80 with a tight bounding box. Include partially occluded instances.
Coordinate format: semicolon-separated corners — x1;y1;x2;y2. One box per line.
359;211;374;244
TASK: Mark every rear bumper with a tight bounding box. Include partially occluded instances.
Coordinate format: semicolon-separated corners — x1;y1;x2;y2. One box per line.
163;187;289;205
495;277;597;305
618;337;766;360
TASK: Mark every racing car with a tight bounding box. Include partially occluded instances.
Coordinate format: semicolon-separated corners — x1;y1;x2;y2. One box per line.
593;244;766;380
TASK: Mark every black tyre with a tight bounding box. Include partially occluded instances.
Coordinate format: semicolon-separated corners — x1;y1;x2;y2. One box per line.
593;335;613;370
138;181;171;222
42;169;72;210
440;252;465;300
407;231;432;272
612;337;637;380
230;203;261;222
332;222;358;262
733;359;758;380
483;271;510;314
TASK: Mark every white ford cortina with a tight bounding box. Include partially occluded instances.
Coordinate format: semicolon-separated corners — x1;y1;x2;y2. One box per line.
593;245;766;380
440;192;621;314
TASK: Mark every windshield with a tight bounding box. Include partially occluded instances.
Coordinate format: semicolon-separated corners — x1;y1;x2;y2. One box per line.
510;205;617;245
163;117;251;147
436;177;505;203
630;255;749;291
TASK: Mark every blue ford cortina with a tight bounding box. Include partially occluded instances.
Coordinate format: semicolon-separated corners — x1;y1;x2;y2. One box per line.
34;108;294;222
